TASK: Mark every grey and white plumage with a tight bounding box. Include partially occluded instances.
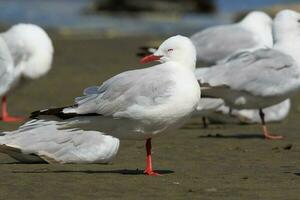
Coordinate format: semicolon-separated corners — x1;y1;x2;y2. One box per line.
191;11;273;64
0;35;200;164
193;10;290;124
196;48;298;109
0;120;119;164
195;10;300;139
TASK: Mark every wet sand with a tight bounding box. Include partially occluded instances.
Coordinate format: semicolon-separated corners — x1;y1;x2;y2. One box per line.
0;36;299;199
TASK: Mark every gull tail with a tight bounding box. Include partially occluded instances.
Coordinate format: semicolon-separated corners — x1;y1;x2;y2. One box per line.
30;105;100;121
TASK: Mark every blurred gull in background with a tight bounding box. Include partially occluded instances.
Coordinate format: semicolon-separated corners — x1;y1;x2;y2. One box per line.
191;11;273;65
137;11;273;65
192;11;290;127
196;9;300;139
0;24;53;122
193;10;289;126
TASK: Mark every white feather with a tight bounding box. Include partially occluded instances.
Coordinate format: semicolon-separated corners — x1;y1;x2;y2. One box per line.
0;120;120;164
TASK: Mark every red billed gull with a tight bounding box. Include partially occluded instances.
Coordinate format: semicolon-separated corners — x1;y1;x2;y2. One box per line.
0;35;200;176
0;24;53;122
196;10;300;140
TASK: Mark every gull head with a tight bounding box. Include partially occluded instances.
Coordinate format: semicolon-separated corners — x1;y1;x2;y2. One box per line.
273;9;300;42
3;24;54;79
241;11;272;27
140;35;197;70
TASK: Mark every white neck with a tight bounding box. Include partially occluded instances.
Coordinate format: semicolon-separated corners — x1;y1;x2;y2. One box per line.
274;39;300;64
161;50;196;71
171;57;196;72
181;56;196;71
175;46;197;71
239;19;273;48
273;21;300;63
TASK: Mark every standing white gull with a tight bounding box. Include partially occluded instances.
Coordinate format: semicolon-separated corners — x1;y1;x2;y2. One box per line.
196;10;300;140
0;35;200;176
0;24;53;122
138;11;273;65
193;11;289;126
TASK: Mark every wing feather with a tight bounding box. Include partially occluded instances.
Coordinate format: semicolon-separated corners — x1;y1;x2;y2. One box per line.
191;25;257;64
196;49;299;97
69;66;175;117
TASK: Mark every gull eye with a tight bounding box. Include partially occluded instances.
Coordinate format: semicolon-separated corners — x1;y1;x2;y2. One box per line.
167;49;173;52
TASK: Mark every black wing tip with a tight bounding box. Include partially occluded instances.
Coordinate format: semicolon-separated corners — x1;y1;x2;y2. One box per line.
30;105;76;119
30;105;102;120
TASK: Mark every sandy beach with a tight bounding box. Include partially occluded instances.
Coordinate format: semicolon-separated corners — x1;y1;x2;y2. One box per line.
0;36;299;199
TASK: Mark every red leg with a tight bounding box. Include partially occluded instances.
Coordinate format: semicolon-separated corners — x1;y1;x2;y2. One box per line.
1;96;24;122
262;125;283;140
259;109;283;140
144;138;160;176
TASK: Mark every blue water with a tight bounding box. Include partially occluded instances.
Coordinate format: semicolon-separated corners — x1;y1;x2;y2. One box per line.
217;0;298;12
0;0;298;36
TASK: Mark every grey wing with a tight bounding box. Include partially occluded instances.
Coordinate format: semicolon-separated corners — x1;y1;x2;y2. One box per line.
193;98;225;117
190;25;257;64
196;49;299;97
66;67;175;117
0;119;120;164
0;37;15;95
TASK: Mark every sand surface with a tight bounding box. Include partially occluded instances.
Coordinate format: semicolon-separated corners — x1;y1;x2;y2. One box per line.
0;36;299;200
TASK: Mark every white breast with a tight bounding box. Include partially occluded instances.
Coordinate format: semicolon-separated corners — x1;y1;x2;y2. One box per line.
148;65;200;132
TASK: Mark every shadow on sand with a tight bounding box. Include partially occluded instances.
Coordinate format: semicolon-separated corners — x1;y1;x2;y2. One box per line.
11;168;174;175
198;133;265;139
